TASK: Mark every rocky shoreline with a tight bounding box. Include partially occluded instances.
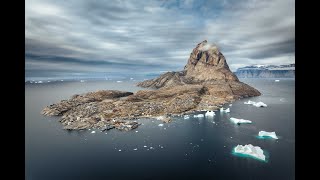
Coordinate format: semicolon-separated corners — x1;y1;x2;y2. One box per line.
41;40;261;132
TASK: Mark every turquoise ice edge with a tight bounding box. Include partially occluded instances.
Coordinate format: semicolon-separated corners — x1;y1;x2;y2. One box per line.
231;147;269;163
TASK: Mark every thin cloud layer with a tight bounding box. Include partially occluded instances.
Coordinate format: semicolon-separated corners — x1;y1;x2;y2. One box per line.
25;0;295;78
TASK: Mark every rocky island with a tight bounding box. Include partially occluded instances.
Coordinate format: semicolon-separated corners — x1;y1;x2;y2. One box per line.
42;40;261;131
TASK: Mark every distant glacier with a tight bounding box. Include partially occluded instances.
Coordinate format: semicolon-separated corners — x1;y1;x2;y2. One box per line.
234;64;295;78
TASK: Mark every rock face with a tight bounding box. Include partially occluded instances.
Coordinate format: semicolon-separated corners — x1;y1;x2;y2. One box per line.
137;40;239;88
42;40;261;132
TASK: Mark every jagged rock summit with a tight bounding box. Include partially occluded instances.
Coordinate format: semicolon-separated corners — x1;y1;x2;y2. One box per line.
42;40;261;132
137;40;239;88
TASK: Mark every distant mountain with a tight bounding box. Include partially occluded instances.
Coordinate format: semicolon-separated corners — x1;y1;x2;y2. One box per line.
235;64;295;78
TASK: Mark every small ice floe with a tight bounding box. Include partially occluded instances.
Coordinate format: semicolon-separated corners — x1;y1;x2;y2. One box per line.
194;114;204;118
91;131;96;133
47;81;50;83
184;115;190;119
118;149;122;152
116;81;122;83
258;131;278;139
135;131;138;133
130;77;134;80
205;111;215;116
158;124;164;127
144;145;147;148
60;80;64;81
150;147;154;150
233;144;266;161
244;100;267;107
230;117;252;124
160;146;164;149
275;80;280;82
229;104;232;107
155;116;165;120
220;108;230;113
38;81;43;83
133;148;138;151
80;80;85;83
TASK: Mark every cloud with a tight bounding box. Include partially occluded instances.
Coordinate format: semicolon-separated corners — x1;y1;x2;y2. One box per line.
25;0;295;78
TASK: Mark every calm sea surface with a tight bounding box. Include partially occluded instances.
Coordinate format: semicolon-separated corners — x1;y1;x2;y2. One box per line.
25;79;295;180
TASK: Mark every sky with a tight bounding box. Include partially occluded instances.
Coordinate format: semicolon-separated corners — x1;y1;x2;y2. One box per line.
25;0;295;79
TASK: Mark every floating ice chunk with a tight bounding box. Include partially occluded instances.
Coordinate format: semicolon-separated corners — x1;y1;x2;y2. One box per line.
38;81;43;83
158;124;164;127
116;81;122;83
194;114;204;118
253;102;267;107
229;104;232;107
244;100;267;107
144;145;147;148
220;108;230;113
233;144;266;161
60;80;64;81
244;100;255;105
118;149;122;152
130;78;134;80
80;80;85;83
230;117;252;124
133;148;138;151
184;115;190;119
135;131;138;133
91;131;96;133
258;131;278;139
205;111;215;116
275;80;280;82
150;147;154;149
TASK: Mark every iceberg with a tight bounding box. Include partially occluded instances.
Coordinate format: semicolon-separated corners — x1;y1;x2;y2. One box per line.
205;111;215;116
253;102;267;107
220;108;230;113
229;104;232;107
275;80;280;82
244;100;267;107
258;131;278;139
244;100;255;105
91;131;96;133
233;144;266;161
184;115;190;119
116;81;122;83
230;117;252;124
158;124;164;127
194;114;204;118
133;148;138;151
38;81;43;83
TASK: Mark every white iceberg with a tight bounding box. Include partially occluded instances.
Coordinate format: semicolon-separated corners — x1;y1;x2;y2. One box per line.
158;124;164;127
258;131;278;139
184;115;190;119
253;102;267;107
91;131;96;133
133;148;138;151
275;80;280;82
194;114;204;118
244;100;267;107
205;111;215;116
234;144;266;161
230;117;252;124
244;100;255;105
220;108;230;113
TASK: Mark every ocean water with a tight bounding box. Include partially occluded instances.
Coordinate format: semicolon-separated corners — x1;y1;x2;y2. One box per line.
25;79;295;180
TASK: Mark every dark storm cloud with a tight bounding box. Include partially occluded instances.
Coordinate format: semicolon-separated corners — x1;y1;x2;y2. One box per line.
26;0;295;77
